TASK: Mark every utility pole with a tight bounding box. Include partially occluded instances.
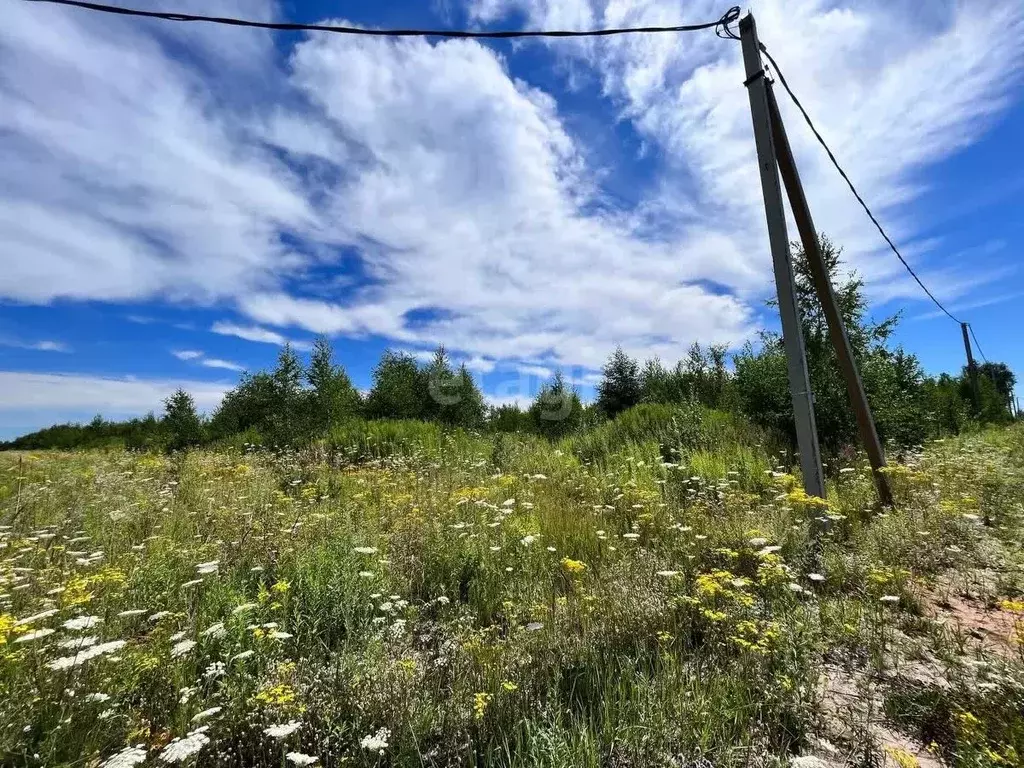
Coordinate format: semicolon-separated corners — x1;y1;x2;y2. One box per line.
739;13;826;500
961;323;980;415
765;86;894;506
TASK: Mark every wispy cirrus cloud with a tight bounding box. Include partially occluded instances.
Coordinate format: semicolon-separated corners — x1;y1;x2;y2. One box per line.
210;321;312;351
0;337;70;352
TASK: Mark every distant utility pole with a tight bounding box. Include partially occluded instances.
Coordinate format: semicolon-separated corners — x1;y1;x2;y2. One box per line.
739;13;826;501
765;86;894;507
961;323;981;414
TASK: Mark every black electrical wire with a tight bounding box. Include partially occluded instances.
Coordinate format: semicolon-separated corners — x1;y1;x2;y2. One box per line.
20;0;741;40
968;324;989;364
759;43;964;326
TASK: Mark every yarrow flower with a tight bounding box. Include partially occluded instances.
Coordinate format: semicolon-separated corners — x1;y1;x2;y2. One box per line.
117;609;147;618
100;745;148;768
353;546;378;555
15;628;55;643
13;608;59;627
159;726;210;763
286;753;319;766
360;727;390;753
171;640;196;658
264;721;302;739
880;595;900;603
232;603;257;615
63;615;101;631
47;640;126;671
201;622;226;639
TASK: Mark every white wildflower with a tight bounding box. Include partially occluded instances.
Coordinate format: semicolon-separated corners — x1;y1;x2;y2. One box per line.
148;611;172;622
178;687;196;704
13;608;59;627
358;571;374;578
656;570;680;578
159;726;210;763
270;631;293;640
520;535;538;546
47;640;126;671
807;573;826;582
360;727;390;753
838;467;856;475
353;547;378;555
232;603;257;615
880;595;900;604
525;621;544;631
203;661;226;679
86;692;111;702
59;635;97;650
286;753;318;766
790;757;829;768
191;707;222;723
756;545;782;557
15;628;55;643
201;622;226;639
264;721;302;739
502;498;515;507
169;630;187;642
180;579;203;589
195;560;219;575
117;609;147;618
101;745;148;768
63;615;102;631
788;583;804;593
231;650;255;662
171;640;196;658
748;537;768;548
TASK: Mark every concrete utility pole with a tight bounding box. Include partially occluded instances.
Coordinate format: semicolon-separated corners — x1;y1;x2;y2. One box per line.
765;85;894;507
739;12;826;500
962;323;981;415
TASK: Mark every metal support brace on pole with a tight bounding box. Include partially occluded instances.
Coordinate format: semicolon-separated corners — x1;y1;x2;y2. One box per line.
962;323;981;415
765;85;894;507
739;12;826;501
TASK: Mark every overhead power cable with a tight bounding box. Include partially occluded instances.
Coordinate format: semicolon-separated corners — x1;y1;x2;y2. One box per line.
758;43;964;326
968;324;989;364
21;0;741;39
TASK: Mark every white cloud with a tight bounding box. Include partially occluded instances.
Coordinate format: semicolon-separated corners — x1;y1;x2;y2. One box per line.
0;371;229;437
0;338;69;352
172;350;204;361
1;0;1020;380
201;358;245;372
469;0;1024;305
210;321;312;351
33;340;69;352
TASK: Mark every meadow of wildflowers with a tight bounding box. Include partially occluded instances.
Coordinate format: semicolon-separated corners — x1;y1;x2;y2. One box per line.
1;424;1023;767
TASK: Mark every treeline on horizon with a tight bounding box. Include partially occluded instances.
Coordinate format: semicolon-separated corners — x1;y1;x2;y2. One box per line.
3;237;1017;457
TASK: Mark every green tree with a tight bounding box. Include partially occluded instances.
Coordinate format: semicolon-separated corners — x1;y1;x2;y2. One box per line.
734;234;928;453
488;403;530;432
529;371;584;439
596;346;641;418
307;336;361;431
162;389;203;451
365;351;428;420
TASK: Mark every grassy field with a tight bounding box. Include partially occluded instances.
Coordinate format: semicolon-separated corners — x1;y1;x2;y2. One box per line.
2;419;1023;767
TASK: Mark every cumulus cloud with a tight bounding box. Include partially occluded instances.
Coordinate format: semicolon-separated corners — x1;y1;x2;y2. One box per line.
1;0;1020;380
469;0;1024;304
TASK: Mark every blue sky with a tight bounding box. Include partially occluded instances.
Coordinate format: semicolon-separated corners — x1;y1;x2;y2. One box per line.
1;0;1022;439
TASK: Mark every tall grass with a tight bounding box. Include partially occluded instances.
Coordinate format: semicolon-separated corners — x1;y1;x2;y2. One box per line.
1;425;1023;767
